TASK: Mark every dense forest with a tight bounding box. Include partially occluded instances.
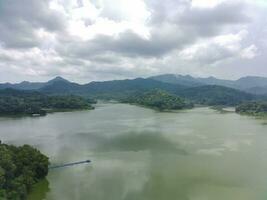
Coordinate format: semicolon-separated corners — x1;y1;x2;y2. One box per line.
38;78;261;106
236;101;267;115
123;90;193;111
177;85;256;106
0;142;49;199
0;89;95;116
0;76;265;114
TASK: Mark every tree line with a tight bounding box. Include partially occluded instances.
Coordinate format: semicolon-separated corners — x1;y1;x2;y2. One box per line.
0;89;95;116
236;101;267;115
123;90;194;111
0;141;49;199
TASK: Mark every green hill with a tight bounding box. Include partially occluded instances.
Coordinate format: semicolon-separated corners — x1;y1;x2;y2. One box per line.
0;89;94;116
123;90;193;111
236;101;267;115
0;142;49;199
177;85;255;106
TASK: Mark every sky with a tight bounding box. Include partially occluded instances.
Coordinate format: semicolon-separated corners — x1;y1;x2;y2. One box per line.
0;0;267;83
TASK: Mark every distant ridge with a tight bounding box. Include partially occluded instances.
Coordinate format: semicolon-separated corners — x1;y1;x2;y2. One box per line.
149;74;267;95
47;76;70;84
1;75;265;106
0;74;267;95
0;76;71;91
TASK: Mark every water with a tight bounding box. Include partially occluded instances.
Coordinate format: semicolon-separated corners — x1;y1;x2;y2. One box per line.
0;103;267;200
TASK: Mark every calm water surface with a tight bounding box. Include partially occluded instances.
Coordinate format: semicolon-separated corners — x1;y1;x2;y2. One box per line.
1;103;267;200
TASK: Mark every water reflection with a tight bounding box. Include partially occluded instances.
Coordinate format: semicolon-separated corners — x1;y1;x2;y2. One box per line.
1;104;267;200
97;131;188;154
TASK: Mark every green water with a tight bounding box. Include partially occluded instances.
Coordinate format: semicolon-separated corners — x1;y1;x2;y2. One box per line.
1;103;267;200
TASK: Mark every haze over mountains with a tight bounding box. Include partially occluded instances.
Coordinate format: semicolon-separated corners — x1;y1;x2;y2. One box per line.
0;74;266;106
150;74;267;95
1;74;267;95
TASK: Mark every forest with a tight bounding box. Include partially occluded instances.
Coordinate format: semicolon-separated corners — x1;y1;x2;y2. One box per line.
236;101;267;115
123;90;194;111
0;89;95;116
0;142;49;199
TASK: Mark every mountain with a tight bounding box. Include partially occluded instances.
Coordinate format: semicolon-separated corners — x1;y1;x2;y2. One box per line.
149;74;202;87
177;85;255;106
40;77;259;105
244;86;267;95
0;75;265;106
234;76;267;90
149;74;234;87
40;78;81;94
0;76;70;90
0;81;45;90
149;74;267;95
41;78;186;99
2;74;266;95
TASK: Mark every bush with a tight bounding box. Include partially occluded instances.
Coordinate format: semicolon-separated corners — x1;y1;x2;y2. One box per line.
0;142;49;200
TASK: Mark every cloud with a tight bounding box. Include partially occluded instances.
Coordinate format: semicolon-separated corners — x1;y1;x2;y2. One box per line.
180;1;250;25
240;44;258;59
178;30;256;64
0;0;266;82
0;0;65;49
58;29;189;59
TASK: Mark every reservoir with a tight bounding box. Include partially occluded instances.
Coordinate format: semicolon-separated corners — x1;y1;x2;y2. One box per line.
0;103;267;200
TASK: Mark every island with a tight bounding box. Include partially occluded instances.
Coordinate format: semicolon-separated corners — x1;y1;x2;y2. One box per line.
0;141;49;199
236;101;267;116
0;89;95;116
122;90;194;111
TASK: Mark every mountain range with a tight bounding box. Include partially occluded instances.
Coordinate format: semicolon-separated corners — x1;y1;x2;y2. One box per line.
149;74;267;95
0;74;266;106
1;74;266;94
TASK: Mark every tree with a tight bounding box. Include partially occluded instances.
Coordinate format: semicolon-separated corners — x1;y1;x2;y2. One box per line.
0;143;49;200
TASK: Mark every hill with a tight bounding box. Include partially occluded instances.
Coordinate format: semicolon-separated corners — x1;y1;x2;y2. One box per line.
176;85;255;106
2;74;267;95
0;75;264;106
0;89;94;116
0;76;72;91
149;74;267;95
236;101;267;116
41;78;186;99
122;90;193;110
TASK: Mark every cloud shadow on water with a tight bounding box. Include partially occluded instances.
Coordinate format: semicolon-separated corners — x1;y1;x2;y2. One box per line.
96;131;187;155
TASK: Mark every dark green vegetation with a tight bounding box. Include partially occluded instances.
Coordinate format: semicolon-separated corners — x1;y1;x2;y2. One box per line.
0;76;69;91
37;77;260;107
0;142;49;200
0;75;266;110
123;90;193;110
177;85;255;106
236;101;267;116
40;78;184;99
0;89;94;116
3;75;267;95
150;74;267;95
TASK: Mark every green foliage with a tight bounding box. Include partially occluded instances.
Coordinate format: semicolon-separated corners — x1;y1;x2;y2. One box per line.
40;78;260;106
0;142;49;200
0;89;94;116
41;78;185;99
236;101;267;115
177;85;255;106
123;90;193;111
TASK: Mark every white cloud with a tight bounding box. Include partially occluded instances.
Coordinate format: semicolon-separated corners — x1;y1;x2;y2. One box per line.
191;0;226;8
0;0;266;82
178;30;257;64
52;0;151;40
240;44;258;59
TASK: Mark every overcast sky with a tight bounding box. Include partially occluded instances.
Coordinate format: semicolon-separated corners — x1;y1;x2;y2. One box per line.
0;0;267;83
